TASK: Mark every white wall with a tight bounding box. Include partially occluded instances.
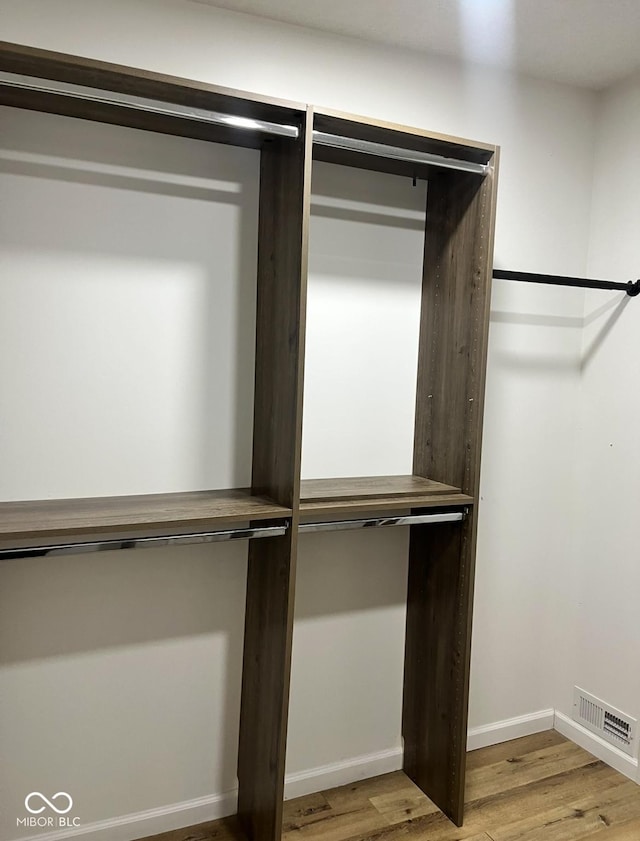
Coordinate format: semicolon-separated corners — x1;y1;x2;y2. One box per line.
559;72;640;725
0;1;599;839
302;163;426;478
0;107;259;499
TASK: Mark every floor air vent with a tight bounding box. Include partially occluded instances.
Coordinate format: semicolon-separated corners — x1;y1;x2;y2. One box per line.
573;687;637;757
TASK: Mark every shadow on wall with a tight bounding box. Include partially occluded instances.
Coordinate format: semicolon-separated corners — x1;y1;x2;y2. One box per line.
488;278;630;373
302;162;427;478
0;544;247;665
581;294;630;370
0;105;258;499
0;526;409;807
0;527;409;666
0;542;251;820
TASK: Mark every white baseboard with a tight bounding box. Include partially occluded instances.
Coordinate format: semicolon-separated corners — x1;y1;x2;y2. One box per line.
16;790;238;841
467;708;555;751
11;708;561;841
14;749;404;841
284;746;403;800
288;708;560;800
554;710;639;783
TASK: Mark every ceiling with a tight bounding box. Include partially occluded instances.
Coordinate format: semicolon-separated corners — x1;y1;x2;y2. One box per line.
193;0;640;90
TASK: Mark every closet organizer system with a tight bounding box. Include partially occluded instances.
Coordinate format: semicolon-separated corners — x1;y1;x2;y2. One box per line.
0;43;499;840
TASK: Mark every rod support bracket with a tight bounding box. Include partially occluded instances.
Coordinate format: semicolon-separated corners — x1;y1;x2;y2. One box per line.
626;279;640;297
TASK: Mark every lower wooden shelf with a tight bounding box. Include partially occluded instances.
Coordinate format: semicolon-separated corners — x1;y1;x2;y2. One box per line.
0;488;291;546
300;474;473;518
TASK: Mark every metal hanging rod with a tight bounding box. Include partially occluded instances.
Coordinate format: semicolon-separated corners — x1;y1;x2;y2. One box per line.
300;510;465;534
313;131;491;176
1;71;491;173
0;71;300;138
0;511;466;559
0;523;288;561
494;269;640;297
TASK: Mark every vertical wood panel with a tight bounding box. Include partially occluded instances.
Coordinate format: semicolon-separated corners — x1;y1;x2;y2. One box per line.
403;520;470;824
413;165;498;494
238;110;312;841
238;529;298;841
403;159;499;826
250;117;311;510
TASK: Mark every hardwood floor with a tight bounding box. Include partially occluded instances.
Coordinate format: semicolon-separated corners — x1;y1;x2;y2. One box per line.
138;731;640;841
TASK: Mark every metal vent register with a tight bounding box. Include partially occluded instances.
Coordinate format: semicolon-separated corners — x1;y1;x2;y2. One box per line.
573;687;636;757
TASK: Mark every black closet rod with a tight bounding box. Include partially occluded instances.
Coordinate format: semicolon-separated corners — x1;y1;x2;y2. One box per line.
493;269;640;297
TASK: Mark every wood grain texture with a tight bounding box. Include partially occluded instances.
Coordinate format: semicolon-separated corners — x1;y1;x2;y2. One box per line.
313;144;442;180
404;159;500;826
0;86;271;149
299;493;473;519
238;530;299;841
238;109;312;841
250;114;312;509
300;475;461;502
490;779;640;841
413;165;499;493
0;489;290;542
0;41;306;148
137;732;640;841
403;521;466;822
314;109;496;161
0;41;305;123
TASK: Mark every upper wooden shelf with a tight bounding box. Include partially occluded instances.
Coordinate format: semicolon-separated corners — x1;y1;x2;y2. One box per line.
312;108;497;180
0;41;306;122
299;475;473;517
0;41;306;150
313;109;496;163
0;488;291;544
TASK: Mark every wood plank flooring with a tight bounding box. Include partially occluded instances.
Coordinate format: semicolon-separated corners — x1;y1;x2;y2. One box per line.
138;731;640;841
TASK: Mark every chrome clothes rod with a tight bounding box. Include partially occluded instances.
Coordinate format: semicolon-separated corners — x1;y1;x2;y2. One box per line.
300;511;465;534
0;524;288;561
313;131;491;176
494;269;640;297
0;512;466;559
0;71;300;138
0;72;490;174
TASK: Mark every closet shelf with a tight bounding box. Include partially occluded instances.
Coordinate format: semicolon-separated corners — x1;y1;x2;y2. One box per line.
0;38;500;835
299;474;473;517
0;488;291;545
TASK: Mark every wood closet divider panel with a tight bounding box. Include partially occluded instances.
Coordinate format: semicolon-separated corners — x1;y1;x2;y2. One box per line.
0;41;499;841
405;166;499;825
304;114;498;829
239;114;313;841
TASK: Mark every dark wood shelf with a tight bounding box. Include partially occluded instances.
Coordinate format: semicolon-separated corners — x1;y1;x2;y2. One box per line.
0;488;291;544
0;40;306;150
300;475;473;517
314;109;495;161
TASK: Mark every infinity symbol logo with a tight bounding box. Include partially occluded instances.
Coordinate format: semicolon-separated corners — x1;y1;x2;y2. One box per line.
25;792;73;815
